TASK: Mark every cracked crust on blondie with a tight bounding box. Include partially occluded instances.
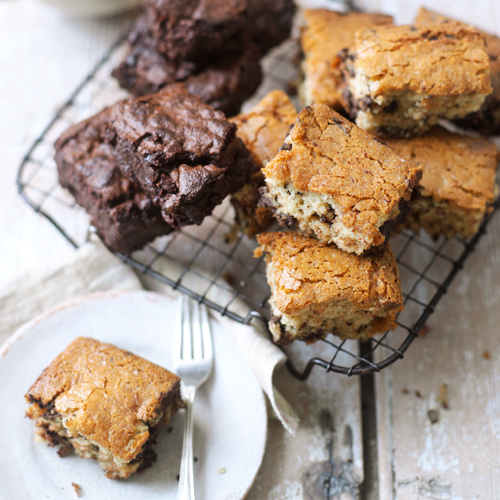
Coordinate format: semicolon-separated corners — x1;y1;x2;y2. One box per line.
25;337;183;479
229;90;298;238
386;126;498;239
255;232;404;344
341;21;492;136
416;7;500;136
261;104;422;254
300;10;392;110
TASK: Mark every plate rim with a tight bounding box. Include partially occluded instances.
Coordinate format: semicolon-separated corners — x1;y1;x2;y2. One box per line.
0;289;267;500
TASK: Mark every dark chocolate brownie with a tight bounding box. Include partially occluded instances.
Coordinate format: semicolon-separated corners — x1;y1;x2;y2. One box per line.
247;0;296;54
55;109;173;254
104;86;260;228
112;15;262;116
144;0;248;62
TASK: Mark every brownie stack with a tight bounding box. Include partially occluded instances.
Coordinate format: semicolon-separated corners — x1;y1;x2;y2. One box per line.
113;0;296;117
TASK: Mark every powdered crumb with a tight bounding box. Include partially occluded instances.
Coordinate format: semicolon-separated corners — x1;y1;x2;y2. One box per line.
72;483;81;497
218;468;227;474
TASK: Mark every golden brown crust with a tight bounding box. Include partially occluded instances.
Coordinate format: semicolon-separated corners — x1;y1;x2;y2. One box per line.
301;10;392;109
262;104;421;244
416;8;500;102
386;126;497;211
255;232;403;315
229;90;298;238
230;90;298;166
25;337;182;463
352;22;492;98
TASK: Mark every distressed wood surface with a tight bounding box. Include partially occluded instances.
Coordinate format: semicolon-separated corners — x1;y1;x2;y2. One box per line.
354;2;500;499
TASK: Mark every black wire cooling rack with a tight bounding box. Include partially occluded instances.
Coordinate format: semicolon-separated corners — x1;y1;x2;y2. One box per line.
16;23;500;378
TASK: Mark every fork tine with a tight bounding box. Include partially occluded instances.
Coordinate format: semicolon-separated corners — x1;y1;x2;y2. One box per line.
191;300;203;360
173;297;183;368
181;296;193;361
200;303;213;362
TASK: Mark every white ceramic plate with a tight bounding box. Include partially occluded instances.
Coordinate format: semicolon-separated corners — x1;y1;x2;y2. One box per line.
0;290;267;500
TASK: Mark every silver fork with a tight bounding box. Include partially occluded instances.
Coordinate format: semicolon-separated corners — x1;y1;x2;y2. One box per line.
173;296;214;500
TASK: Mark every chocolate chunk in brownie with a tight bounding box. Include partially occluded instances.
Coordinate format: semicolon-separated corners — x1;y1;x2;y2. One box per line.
55;108;173;254
104;86;260;228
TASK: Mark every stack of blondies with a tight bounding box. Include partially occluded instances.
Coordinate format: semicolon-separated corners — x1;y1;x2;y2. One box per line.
245;8;499;345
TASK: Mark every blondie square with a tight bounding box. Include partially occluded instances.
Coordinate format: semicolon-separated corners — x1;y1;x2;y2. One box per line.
25;337;184;479
229;90;298;238
260;104;422;254
386;127;498;239
255;232;404;344
55;109;173;254
104;86;259;228
300;10;392;110
416;7;500;136
341;22;492;136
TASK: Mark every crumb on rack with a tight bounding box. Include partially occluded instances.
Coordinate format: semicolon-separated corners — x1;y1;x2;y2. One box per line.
415;390;422;398
402;388;409;394
72;483;81;497
483;350;491;359
419;325;430;337
218;468;227;474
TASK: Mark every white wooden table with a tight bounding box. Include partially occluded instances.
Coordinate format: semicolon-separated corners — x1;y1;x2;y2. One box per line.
1;1;499;499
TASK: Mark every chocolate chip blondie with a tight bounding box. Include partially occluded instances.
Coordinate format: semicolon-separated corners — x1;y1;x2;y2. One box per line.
255;232;404;344
229;90;298;238
55;109;173;255
341;22;492;137
300;10;392;110
260;104;422;254
416;7;500;136
386;126;498;239
104;86;259;228
25;337;184;479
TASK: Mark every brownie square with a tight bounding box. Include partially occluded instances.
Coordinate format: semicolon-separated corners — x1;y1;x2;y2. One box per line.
112;15;262;117
260;104;422;254
386;126;498;239
300;10;392;110
229;90;298;238
255;232;404;345
25;337;184;479
104;86;260;228
341;22;492;137
416;7;500;136
55;109;173;255
144;0;249;63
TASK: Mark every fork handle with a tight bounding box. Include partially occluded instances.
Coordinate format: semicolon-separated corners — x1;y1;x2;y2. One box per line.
177;386;196;500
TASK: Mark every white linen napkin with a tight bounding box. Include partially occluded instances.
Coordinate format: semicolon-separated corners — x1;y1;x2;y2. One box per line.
0;239;299;434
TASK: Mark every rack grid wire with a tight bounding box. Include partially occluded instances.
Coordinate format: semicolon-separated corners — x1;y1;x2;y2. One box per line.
17;30;500;378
